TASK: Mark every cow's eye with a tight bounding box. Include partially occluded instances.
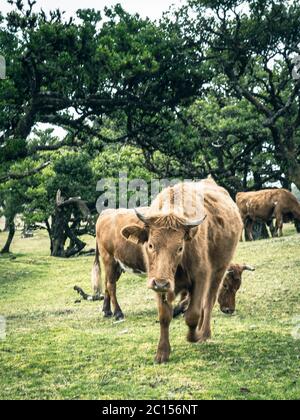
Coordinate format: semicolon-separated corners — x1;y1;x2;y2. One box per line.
223;284;229;290
148;243;154;251
178;246;184;254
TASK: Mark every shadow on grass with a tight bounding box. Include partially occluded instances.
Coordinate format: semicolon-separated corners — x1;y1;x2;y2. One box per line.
6;309;76;322
174;330;300;376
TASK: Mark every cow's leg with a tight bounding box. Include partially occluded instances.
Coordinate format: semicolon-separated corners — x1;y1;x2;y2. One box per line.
107;271;124;321
274;210;283;237
197;269;226;343
185;276;206;343
267;220;276;238
102;289;112;318
240;217;246;242
101;253;112;317
155;294;173;364
102;252;123;320
246;219;254;241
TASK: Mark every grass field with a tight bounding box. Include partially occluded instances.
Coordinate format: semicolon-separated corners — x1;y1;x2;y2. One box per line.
0;226;300;400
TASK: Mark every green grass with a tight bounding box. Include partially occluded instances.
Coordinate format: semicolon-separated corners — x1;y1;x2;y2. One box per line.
0;226;300;400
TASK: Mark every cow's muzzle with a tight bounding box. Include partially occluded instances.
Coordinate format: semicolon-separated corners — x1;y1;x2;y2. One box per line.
221;307;235;315
148;279;171;293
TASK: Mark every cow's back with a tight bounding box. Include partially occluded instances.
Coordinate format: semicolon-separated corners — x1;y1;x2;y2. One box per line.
197;180;243;269
236;189;299;221
96;209;146;272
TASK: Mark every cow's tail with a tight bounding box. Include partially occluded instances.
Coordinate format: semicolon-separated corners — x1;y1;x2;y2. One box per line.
91;241;102;298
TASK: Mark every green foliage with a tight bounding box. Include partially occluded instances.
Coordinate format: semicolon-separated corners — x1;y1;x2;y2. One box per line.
92;145;152;181
185;0;300;188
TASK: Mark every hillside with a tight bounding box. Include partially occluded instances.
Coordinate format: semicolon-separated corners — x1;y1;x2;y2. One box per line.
0;227;299;400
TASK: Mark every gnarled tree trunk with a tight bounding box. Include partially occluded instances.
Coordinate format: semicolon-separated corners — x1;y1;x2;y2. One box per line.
0;216;15;254
47;191;90;258
4;217;9;232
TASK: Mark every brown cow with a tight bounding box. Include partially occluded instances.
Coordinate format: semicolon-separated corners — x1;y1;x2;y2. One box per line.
121;179;243;363
91;208;148;320
218;264;255;314
173;264;255;317
236;189;300;240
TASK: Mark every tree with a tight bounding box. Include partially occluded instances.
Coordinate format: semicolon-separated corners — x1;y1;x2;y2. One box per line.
182;0;300;189
20;151;96;257
0;178;25;253
0;0;209;184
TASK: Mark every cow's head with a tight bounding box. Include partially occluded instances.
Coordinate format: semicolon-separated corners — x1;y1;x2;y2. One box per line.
218;264;255;315
121;210;206;295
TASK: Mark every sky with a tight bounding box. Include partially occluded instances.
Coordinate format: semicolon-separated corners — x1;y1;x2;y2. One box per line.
1;0;185;21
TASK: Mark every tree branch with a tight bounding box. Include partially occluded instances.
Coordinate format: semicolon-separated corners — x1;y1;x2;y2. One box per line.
0;161;51;183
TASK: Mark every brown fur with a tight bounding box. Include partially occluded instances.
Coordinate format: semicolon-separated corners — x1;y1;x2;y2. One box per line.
218;264;255;314
93;208;147;320
236;189;300;240
122;179;243;363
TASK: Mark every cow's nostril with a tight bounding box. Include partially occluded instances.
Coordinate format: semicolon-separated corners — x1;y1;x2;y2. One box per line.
153;280;170;290
222;308;235;315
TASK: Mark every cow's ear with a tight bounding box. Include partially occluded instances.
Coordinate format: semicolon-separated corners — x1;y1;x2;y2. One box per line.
184;226;199;241
242;265;255;272
121;225;148;245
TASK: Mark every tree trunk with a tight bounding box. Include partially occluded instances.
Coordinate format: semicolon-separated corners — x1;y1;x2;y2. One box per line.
50;210;68;257
64;224;86;258
269;128;300;191
286;151;300;192
295;219;300;233
4;217;9;232
0;217;16;254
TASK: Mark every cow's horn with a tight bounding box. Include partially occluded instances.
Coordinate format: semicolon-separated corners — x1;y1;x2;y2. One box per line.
184;215;207;228
135;209;152;225
243;265;255;272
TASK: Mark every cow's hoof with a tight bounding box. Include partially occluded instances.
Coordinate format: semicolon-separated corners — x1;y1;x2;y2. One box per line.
114;311;124;321
103;310;113;318
187;329;200;343
155;352;170;364
197;332;211;344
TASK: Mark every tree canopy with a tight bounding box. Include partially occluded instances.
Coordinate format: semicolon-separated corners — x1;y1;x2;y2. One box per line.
1;0;300;254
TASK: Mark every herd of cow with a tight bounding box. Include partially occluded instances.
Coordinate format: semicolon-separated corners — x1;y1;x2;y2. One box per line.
87;178;300;363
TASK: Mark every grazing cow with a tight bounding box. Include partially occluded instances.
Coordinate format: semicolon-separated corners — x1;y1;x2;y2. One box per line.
217;264;255;314
121;178;243;363
173;264;255;317
236;189;300;241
